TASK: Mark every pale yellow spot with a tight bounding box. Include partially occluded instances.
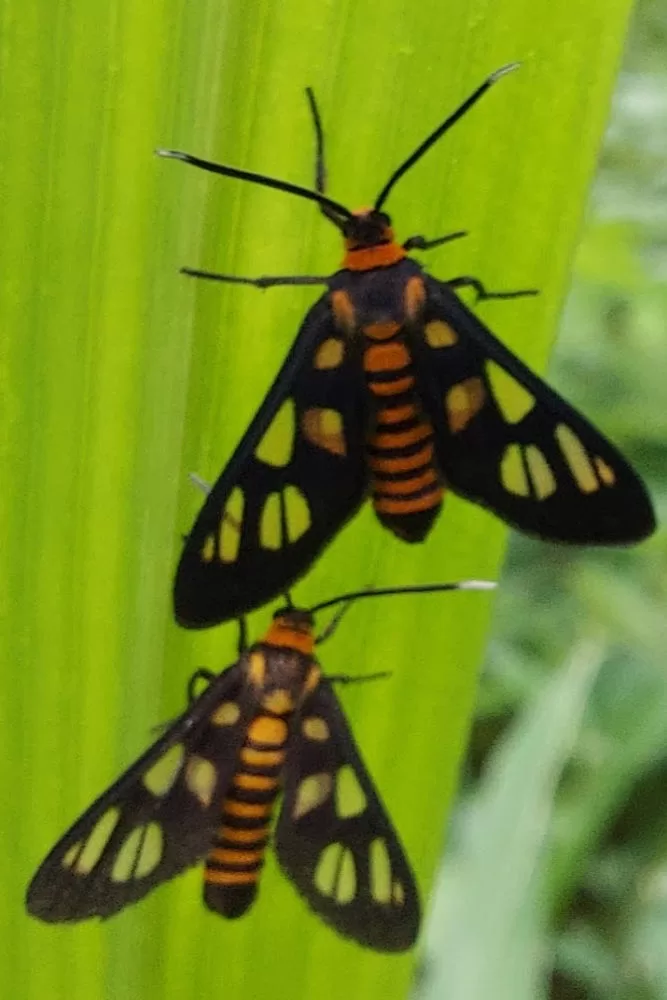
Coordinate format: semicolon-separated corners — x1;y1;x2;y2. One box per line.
486;360;535;423
525;445;557;500
186;755;217;807
556;424;598;493
445;377;486;434
293;772;333;819
315;842;341;896
220;487;244;563
425;319;457;348
302;716;330;741
74;808;120;875
392;880;405;906
255;400;295;467
336;848;356;903
370;838;392;904
315;337;345;369
201;534;215;563
335;765;366;818
111;823;163;882
314;843;356;903
143;744;184;797
595;456;616;487
249;652;266;687
62;842;82;870
260;492;282;550
262;688;294;714
500;443;529;497
284;485;311;542
211;701;240;726
301;407;346;457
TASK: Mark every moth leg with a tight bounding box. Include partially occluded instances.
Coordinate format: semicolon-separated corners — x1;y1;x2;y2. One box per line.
237;617;249;656
187;667;216;704
448;275;539;301
403;230;467;252
328;670;391;685
315;598;354;645
181;268;330;289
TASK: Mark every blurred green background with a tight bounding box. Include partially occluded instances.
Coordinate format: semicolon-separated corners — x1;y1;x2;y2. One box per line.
1;0;663;998
417;3;667;998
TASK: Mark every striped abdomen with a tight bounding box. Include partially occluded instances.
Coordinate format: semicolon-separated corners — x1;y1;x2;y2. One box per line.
363;322;443;541
204;713;287;918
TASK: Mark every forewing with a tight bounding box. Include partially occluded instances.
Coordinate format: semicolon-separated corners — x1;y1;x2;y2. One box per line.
410;276;654;544
175;296;369;628
275;682;419;951
26;664;251;922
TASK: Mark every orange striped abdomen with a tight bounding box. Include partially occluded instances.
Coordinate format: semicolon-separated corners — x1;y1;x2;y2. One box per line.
203;713;286;918
363;325;443;541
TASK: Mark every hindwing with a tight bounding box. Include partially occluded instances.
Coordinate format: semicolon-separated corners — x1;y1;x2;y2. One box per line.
175;296;369;628
26;664;249;922
276;680;419;952
410;275;655;543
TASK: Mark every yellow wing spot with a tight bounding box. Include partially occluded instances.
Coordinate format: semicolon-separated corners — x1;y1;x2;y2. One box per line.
370;838;392;904
201;534;215;563
301;407;346;457
72;807;120;875
62;842;81;869
335;765;366;818
262;688;294;714
249;651;266;687
143;744;184;797
284;485;311;542
330;289;356;332
220;487;244;563
486;360;535;424
302;716;330;741
211;701;240;726
314;337;345;369
185;755;217;807
248;714;288;746
293;772;333;819
555;424;598;493
392;880;405;906
111;823;163;882
445;376;486;434
260;492;282;550
595;456;616;487
255;400;296;468
314;843;356;903
525;445;557;500
425;319;457;348
500;443;529;497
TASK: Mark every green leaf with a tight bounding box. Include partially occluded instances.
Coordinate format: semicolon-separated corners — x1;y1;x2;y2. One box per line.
3;0;633;997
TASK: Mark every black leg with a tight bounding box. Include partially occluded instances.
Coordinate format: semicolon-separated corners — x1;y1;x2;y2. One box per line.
448;275;539;301
182;267;330;289
328;671;391;685
403;230;468;252
237;617;248;655
187;667;216;704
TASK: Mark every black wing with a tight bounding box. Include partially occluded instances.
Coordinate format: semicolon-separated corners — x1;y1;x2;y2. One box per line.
175;295;369;628
275;681;419;952
26;664;250;922
410;276;655;543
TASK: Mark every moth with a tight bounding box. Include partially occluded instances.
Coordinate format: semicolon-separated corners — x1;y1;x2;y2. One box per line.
159;65;654;627
26;582;492;950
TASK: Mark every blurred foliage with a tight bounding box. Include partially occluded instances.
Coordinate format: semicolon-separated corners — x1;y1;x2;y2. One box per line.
417;1;667;998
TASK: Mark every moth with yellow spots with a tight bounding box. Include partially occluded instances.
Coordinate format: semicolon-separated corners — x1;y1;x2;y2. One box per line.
26;581;493;950
159;64;655;628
